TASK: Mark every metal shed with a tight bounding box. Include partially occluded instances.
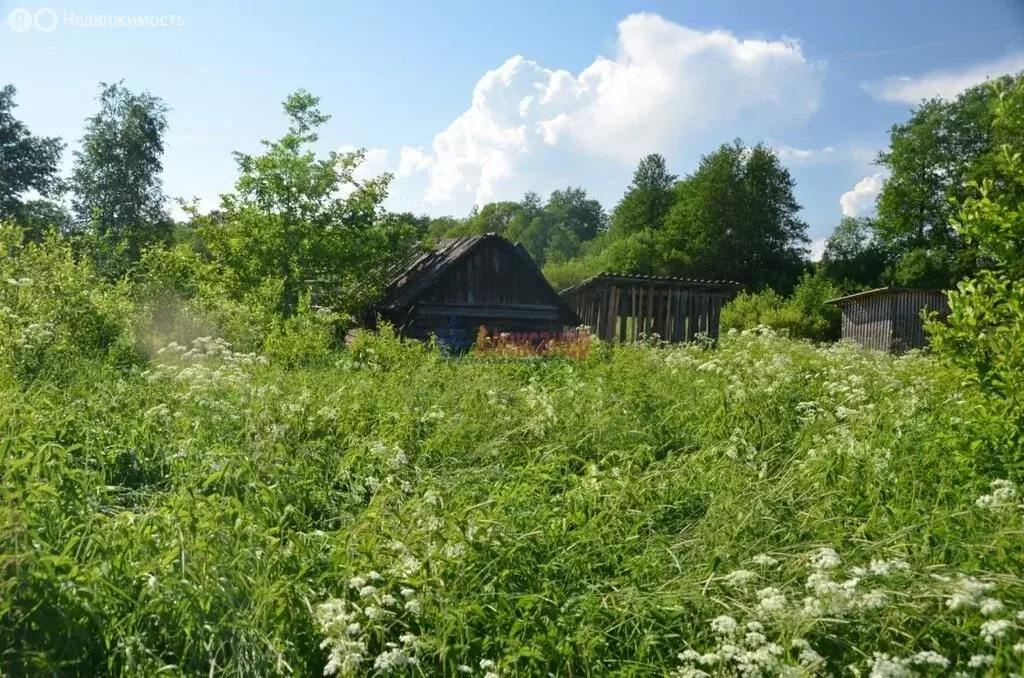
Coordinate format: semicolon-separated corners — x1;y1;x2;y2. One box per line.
359;233;581;351
826;287;950;353
560;273;739;343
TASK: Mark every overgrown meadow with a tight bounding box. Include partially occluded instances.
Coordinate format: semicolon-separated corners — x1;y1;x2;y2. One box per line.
3;280;1024;676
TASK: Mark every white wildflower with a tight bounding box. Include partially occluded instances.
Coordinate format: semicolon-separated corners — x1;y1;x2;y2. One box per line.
980;597;1005;615
981;619;1011;643
479;659;496;670
751;554;778;567
945;577;995;610
1014;642;1024;655
400;587;415;598
710;615;738;636
724;569;758;587
909;651;949;668
811;548;842;570
967;654;993;668
756;587;787;613
380;594;398;607
348;576;367;590
976;479;1018;510
858;590;889;610
404;599;422;615
868;653;911;678
363;606;382;620
345;622;361;636
457;665;472;674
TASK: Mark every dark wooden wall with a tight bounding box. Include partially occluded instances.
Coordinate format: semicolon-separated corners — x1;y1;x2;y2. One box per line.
839;290;950;353
889;291;950;353
395;239;574;340
839;295;893;352
564;282;732;343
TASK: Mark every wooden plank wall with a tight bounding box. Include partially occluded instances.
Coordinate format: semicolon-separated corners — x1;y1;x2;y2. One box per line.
840;290;950;353
889;290;950;353
839;295;892;351
567;283;731;344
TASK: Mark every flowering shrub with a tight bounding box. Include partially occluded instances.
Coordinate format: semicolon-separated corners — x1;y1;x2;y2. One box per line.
1;325;1023;675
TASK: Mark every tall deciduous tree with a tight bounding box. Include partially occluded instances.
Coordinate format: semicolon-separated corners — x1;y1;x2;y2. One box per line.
0;85;64;225
659;141;809;291
875;73;1021;287
199;90;412;317
71;82;170;260
609;153;677;239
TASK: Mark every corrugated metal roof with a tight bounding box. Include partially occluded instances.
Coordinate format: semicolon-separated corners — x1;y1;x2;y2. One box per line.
825;286;949;305
560;271;740;295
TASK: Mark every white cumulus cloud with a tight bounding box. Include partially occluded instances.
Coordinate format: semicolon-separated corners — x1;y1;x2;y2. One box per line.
840;173;886;218
410;12;823;209
863;51;1024;104
809;238;827;262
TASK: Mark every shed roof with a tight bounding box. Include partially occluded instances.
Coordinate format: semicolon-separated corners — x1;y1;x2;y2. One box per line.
366;233;577;321
560;271;740;296
825;287;949;306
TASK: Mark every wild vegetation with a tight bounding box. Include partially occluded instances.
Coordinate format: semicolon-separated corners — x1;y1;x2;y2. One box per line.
1;70;1023;676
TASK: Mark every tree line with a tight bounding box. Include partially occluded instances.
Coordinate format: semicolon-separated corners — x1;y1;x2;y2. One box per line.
2;73;1022;334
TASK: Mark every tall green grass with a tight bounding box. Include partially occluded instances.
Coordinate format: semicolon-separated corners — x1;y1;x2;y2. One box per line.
1;327;1022;676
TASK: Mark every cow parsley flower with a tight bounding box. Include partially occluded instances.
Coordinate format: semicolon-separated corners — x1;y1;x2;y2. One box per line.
980;597;1005;615
967;654;994;668
756;587;787;613
710;615;738;636
909;651;948;668
751;554;778;567
724;569;757;587
945;577;995;610
811;548;842;570
981;619;1011;643
976;479;1018;510
868;653;911;678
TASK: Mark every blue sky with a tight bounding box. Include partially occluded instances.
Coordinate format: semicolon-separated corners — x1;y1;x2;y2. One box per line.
3;0;1024;256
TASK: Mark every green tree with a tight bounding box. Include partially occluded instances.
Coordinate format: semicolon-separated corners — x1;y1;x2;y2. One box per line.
929;78;1024;470
545;186;606;242
0;85;64;226
609;154;677;239
70;82;171;261
875;73;1022;287
660;141;808;290
198;90;410;317
821;217;888;290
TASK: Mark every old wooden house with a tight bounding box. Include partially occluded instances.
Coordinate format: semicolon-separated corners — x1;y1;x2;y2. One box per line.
359;233;581;351
560;273;739;343
826;287;950;353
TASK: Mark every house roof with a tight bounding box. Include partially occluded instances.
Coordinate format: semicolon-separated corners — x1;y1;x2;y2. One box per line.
825;286;949;305
560;271;740;296
366;233;579;323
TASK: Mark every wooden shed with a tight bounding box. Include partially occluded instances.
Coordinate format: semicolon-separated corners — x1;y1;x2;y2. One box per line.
359;233;581;352
826;287;950;353
560;273;739;343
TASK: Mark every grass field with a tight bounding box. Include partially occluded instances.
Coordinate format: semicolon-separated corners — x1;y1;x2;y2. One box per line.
2;327;1023;676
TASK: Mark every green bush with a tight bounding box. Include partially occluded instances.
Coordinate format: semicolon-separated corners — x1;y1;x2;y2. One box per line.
0;223;139;381
929;78;1024;474
721;272;841;342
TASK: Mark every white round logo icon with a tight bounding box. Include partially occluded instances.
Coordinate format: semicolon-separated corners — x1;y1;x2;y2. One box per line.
33;8;57;31
7;7;33;32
